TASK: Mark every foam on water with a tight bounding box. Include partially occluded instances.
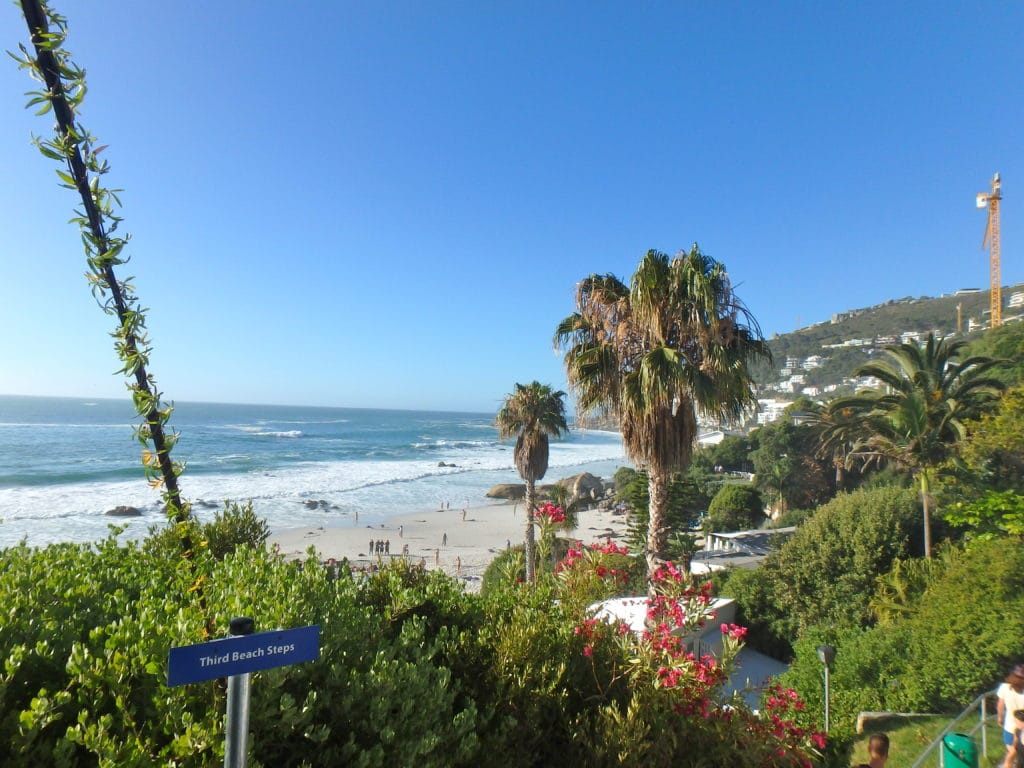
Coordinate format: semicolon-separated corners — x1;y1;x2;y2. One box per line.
0;397;628;548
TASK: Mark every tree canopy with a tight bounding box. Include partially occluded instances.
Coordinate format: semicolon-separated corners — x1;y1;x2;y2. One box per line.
818;333;1003;556
555;246;768;583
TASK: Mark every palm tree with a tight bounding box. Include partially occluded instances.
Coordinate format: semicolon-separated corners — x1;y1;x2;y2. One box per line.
822;333;1003;557
555;246;769;587
495;382;568;583
807;400;863;490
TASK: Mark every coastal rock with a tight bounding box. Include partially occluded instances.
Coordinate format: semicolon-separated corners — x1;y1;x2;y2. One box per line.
106;505;141;517
303;500;319;509
437;461;458;468
485;483;526;500
556;472;605;505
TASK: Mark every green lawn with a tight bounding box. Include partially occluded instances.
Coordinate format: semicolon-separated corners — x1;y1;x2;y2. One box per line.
848;715;1005;768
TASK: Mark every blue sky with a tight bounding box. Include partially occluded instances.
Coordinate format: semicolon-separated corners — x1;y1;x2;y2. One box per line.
2;1;1021;413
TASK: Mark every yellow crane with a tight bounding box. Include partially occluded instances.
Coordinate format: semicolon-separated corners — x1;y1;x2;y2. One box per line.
976;173;1002;327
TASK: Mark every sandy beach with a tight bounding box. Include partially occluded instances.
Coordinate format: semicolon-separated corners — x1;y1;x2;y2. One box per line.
267;500;630;591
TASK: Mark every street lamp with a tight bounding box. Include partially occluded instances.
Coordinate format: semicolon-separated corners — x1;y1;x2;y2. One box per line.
817;644;836;733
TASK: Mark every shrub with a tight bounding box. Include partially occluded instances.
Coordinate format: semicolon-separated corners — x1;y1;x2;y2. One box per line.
719;485;922;658
779;536;1024;739
0;520;825;766
761;485;921;634
706;484;764;532
144;500;269;560
772;507;812;528
480;546;525;595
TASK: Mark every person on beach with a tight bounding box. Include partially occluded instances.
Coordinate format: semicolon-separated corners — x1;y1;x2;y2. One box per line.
384;540;390;555
442;532;448;547
369;539;375;555
456;556;461;575
435;548;440;565
998;664;1024;761
462;508;466;521
398;525;403;538
853;732;888;768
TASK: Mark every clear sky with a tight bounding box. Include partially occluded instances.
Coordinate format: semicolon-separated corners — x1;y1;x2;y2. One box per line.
2;2;1021;413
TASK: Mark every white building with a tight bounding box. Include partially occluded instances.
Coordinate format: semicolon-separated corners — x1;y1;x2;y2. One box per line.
756;399;791;425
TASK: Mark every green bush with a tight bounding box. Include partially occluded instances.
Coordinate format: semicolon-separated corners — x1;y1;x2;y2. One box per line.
763;485;921;634
144;501;269;560
779;536;1024;739
0;519;825;767
706;484;764;532
480;546;525;595
719;485;922;658
772;507;812;528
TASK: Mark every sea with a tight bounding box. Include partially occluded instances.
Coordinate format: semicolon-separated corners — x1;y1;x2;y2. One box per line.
0;395;627;549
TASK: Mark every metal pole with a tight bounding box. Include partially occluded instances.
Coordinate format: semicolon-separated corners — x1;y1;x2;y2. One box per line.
823;664;830;734
224;617;255;768
981;696;988;758
816;645;835;734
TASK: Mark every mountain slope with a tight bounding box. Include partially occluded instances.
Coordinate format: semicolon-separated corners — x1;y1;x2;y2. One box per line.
753;283;1024;396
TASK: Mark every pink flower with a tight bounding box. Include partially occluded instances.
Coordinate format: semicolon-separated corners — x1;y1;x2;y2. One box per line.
720;623;748;641
535;502;566;524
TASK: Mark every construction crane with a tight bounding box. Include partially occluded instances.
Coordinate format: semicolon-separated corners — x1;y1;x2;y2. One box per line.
976;173;1002;327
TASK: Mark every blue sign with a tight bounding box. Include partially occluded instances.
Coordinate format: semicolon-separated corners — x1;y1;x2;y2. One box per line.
168;625;320;687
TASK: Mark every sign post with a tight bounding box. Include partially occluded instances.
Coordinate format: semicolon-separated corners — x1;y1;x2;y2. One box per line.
168;618;320;768
224;617;254;768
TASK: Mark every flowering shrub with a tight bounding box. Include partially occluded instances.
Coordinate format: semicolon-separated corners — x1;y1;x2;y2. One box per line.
534;501;567;527
555;539;633;609
534;502;569;574
563;558;826;766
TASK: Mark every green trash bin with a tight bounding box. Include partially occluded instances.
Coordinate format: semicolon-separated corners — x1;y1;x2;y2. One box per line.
941;733;978;768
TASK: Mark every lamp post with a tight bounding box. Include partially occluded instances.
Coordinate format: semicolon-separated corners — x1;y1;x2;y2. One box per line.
817;644;836;733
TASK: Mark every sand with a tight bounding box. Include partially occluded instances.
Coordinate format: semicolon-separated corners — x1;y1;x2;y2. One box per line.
267;500;630;591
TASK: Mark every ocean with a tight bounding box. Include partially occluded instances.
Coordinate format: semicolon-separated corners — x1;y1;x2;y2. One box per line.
0;395;627;548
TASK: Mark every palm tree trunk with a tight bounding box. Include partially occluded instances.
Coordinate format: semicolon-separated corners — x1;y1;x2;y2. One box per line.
920;471;932;559
646;468;670;595
524;480;537;583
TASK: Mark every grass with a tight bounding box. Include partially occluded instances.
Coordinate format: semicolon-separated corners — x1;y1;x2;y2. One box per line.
849;714;1006;767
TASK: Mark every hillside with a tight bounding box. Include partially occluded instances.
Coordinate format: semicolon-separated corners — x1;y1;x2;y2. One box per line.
752;282;1024;398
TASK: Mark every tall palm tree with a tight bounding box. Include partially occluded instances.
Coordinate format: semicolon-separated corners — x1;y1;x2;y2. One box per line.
495;382;568;583
555;246;769;587
822;333;1003;557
